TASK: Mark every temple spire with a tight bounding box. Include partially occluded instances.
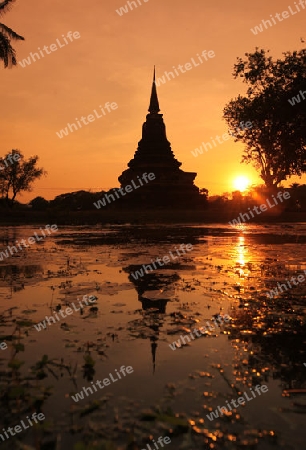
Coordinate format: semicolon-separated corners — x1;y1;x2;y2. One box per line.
148;66;160;114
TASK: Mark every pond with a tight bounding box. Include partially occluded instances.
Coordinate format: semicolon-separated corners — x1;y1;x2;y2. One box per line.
0;223;305;450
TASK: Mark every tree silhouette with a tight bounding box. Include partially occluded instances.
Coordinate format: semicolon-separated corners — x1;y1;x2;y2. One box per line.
0;0;24;68
30;196;49;211
224;48;306;190
0;150;46;206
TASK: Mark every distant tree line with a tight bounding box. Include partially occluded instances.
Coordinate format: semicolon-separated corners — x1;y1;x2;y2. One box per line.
208;184;306;212
19;184;305;212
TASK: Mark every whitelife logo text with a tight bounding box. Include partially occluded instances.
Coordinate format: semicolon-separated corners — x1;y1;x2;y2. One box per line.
228;191;291;226
19;31;81;68
191;121;252;158
33;295;97;331
288;89;306;106
267;269;306;298
116;0;149;17
93;172;155;209
250;1;306;35
131;244;193;280
0;225;58;261
206;385;268;421
169;314;231;350
71;366;134;402
0;152;20;170
56;102;118;139
154;50;215;87
0;412;45;443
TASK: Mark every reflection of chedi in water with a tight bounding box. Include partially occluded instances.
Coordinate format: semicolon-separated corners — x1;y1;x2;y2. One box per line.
118;68;203;208
124;264;180;374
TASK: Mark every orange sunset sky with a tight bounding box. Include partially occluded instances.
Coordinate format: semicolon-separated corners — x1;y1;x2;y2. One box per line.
2;0;306;202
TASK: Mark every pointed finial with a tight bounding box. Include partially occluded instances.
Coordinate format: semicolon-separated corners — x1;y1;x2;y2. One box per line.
148;66;160;114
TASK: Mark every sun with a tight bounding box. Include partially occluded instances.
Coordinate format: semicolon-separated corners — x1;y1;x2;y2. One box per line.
233;175;250;192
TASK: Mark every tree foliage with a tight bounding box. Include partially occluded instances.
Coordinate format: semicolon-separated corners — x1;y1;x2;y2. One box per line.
223;48;306;189
0;0;24;68
29;196;49;211
0;149;46;206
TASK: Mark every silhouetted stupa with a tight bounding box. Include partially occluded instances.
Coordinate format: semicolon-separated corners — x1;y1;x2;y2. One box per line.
118;68;203;208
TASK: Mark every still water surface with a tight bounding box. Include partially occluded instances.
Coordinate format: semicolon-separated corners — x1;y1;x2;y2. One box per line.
0;224;305;449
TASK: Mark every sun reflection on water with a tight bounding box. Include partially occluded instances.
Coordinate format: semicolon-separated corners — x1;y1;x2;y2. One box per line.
236;235;247;266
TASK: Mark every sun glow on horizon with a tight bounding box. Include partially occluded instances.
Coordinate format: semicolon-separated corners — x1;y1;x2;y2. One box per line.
233;176;251;192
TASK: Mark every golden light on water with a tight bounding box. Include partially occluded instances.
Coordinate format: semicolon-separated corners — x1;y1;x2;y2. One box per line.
236;235;247;266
